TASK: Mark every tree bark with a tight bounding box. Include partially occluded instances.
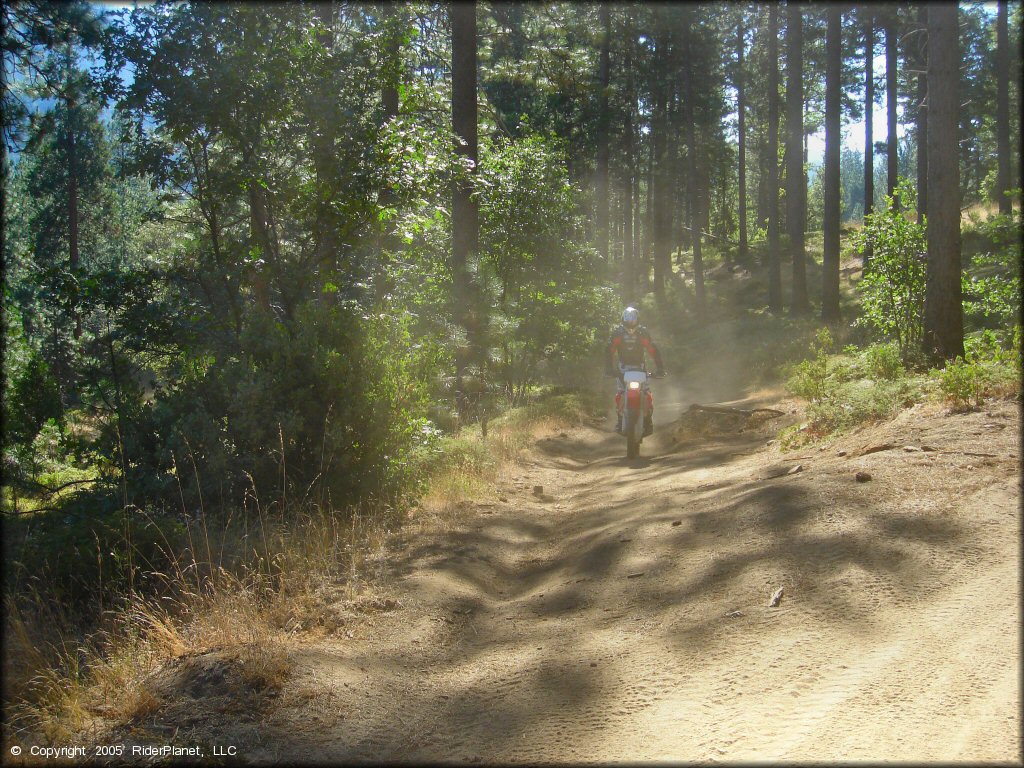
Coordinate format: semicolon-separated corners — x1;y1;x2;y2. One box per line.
737;11;748;263
686;63;705;316
381;3;400;121
651;26;672;304
996;0;1011;215
66;92;81;341
451;0;481;420
596;2;610;261
863;10;874;268
376;1;402;301
622;10;636;302
644;122;655;290
786;1;809;314
767;2;782;314
822;3;842;323
885;11;898;201
311;2;337;268
923;3;964;361
916;5;928;226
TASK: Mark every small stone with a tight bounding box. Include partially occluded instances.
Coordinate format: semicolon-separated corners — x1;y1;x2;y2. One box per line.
725;610;744;618
903;445;921;452
590;662;597;668
787;464;804;475
921;445;937;452
558;432;568;438
768;587;784;607
855;471;872;482
533;485;544;496
672;520;682;526
499;496;509;503
837;450;848;457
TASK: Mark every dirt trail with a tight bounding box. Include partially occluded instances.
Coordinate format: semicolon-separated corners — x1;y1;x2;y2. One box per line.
232;392;1020;763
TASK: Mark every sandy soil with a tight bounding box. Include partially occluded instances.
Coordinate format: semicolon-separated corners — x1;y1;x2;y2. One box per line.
127;387;1021;764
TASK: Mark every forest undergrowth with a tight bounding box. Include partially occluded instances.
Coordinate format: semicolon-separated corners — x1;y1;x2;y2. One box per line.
1;389;607;747
4;204;1021;749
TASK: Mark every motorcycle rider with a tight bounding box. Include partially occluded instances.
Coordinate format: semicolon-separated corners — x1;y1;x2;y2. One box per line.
605;307;666;435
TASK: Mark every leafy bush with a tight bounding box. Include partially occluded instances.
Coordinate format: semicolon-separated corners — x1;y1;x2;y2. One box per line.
785;329;936;440
938;359;984;410
863;342;903;381
806;377;927;435
117;300;435;513
786;328;833;402
961;208;1022;330
938;328;1021;410
478;133;618;397
852;180;926;362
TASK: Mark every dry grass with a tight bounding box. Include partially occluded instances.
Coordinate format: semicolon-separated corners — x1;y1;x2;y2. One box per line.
4;391;595;749
3;499;395;750
414;392;602;524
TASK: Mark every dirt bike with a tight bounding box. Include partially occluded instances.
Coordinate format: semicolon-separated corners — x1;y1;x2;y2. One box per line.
615;365;663;459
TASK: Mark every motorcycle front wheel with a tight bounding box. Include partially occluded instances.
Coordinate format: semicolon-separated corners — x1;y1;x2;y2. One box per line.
624;408;641;459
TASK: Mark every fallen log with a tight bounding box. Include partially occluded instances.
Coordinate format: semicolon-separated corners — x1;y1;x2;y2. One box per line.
686;404;784;418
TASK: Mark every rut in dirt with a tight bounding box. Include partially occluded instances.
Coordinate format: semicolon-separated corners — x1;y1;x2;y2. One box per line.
254;397;1020;764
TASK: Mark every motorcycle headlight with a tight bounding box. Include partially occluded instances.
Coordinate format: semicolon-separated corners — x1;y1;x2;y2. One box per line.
628;381;641;390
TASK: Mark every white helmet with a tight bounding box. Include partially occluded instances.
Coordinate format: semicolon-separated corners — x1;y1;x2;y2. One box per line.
622;306;639;330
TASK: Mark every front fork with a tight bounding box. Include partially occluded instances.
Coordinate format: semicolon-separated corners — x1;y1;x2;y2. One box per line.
615;389;653;416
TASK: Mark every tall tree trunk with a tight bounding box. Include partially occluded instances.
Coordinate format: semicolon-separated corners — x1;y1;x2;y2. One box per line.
996;0;1011;215
62;43;82;343
693;148;707;317
381;4;400;120
923;3;964;361
634;141;642;293
885;11;898;200
863;11;874;268
651;27;671;304
623;174;634;301
66;93;81;341
737;10;748;263
822;4;842;323
686;65;705;316
622;10;636;302
245;140;275;315
451;1;481;421
767;2;782;313
757;132;769;234
311;2;337;268
916;5;928;226
596;2;610;261
644;128;655;290
376;2;402;300
786;1;809;314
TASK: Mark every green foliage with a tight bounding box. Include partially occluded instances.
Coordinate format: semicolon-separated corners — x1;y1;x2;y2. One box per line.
123;301;434;510
786;327;833;402
938;358;985;410
863;342;903;381
962;208;1023;330
7;355;63;446
937;328;1022;410
478;132;618;397
852;180;926;362
785;331;932;440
